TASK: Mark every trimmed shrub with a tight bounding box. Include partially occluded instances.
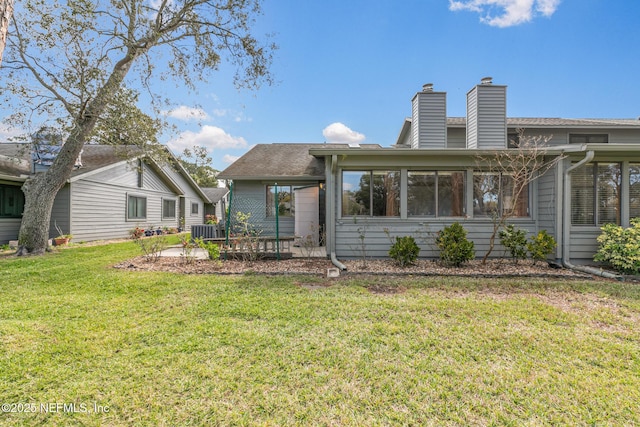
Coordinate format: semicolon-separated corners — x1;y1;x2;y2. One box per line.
389;235;420;267
195;237;221;261
527;230;557;264
435;222;475;267
594;219;640;275
499;224;528;264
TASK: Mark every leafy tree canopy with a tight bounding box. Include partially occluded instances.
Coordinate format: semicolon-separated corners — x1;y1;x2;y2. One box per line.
179;145;218;187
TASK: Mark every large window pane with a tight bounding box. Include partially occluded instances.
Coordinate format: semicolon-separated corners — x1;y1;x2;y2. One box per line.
407;172;435;216
341;170;399;217
571;164;595;225
342;171;369;216
597;163;620;225
502;174;529;217
408;171;465;217
473;172;528;217
571;162;622;226
267;185;294;217
0;185;25;218
473;173;499;216
372;171;400;217
438;172;465;216
631;164;640;220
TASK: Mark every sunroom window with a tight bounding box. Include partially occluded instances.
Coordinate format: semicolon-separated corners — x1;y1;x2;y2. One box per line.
571;162;621;225
631;164;640;220
473;172;529;217
407;171;465;217
341;170;400;217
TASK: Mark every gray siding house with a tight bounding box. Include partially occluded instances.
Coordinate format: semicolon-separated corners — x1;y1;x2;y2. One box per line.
0;144;209;244
219;78;640;266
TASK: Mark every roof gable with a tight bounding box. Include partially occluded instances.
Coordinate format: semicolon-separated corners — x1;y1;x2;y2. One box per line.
218;143;326;180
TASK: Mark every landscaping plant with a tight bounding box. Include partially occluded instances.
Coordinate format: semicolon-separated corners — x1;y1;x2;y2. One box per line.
195;237;221;262
594;218;640;275
131;233;169;262
528;229;557;264
499;224;528;264
388;235;420;267
435;222;475;267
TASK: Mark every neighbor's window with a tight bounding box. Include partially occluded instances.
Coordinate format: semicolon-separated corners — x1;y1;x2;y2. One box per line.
162;199;176;219
341;170;400;217
266;185;294;217
473;172;529;217
407;171;465;217
127;195;147;220
569;134;608;144
571;162;621;225
631;163;640;220
0;185;25;218
191;202;199;215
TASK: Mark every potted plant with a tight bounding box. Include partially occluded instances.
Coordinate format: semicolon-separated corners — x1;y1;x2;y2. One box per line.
53;222;72;246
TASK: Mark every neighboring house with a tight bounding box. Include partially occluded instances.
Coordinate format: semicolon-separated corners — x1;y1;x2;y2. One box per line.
201;186;229;223
219;78;640;265
0;144;209;244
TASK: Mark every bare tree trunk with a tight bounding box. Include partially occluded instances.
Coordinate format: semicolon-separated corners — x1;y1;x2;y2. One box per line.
17;123;98;254
0;0;13;66
17;50;140;254
16;175;60;255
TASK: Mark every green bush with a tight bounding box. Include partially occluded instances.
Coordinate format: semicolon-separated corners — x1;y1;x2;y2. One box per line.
527;230;557;264
594;219;640;275
499;224;528;264
435;222;475;267
388;235;420;267
195;237;221;261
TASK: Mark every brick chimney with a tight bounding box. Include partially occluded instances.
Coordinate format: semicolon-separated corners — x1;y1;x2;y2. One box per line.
411;83;447;149
466;77;507;149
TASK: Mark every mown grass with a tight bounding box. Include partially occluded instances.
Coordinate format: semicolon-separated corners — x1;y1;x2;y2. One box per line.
1;242;639;426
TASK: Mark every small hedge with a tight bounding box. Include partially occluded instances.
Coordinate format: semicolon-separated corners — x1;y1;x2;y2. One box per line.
594;219;640;275
435;222;475;267
388;235;420;267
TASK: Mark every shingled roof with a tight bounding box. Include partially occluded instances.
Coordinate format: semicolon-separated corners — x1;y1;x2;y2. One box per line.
200;187;229;203
445;117;640;128
0;143;144;178
218;143;326;180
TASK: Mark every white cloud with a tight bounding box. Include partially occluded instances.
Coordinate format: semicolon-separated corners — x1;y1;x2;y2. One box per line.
0;124;24;141
167;125;248;155
322;122;366;144
164;106;210;121
222;154;240;164
449;0;560;27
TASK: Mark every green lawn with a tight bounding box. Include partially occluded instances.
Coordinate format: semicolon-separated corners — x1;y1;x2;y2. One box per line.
1;242;639;426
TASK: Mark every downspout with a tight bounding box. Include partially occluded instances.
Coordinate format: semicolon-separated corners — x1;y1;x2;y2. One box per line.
329;154;347;270
562;150;622;280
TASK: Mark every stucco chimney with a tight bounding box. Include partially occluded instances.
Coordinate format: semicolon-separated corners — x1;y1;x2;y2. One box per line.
466;77;507;149
411;83;447;149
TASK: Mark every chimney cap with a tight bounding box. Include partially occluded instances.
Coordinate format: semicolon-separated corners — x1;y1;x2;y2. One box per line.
422;83;434;92
481;76;493;85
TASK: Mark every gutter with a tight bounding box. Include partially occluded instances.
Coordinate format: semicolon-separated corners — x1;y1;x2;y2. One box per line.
561;149;622;280
329;154;347;271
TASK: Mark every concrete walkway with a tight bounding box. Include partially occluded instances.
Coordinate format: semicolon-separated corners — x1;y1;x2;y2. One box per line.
158;245;326;259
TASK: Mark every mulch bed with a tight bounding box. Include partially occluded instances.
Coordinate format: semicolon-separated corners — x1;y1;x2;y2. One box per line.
114;256;603;281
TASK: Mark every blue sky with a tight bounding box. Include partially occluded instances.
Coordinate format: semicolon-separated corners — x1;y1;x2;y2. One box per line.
4;0;640;172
